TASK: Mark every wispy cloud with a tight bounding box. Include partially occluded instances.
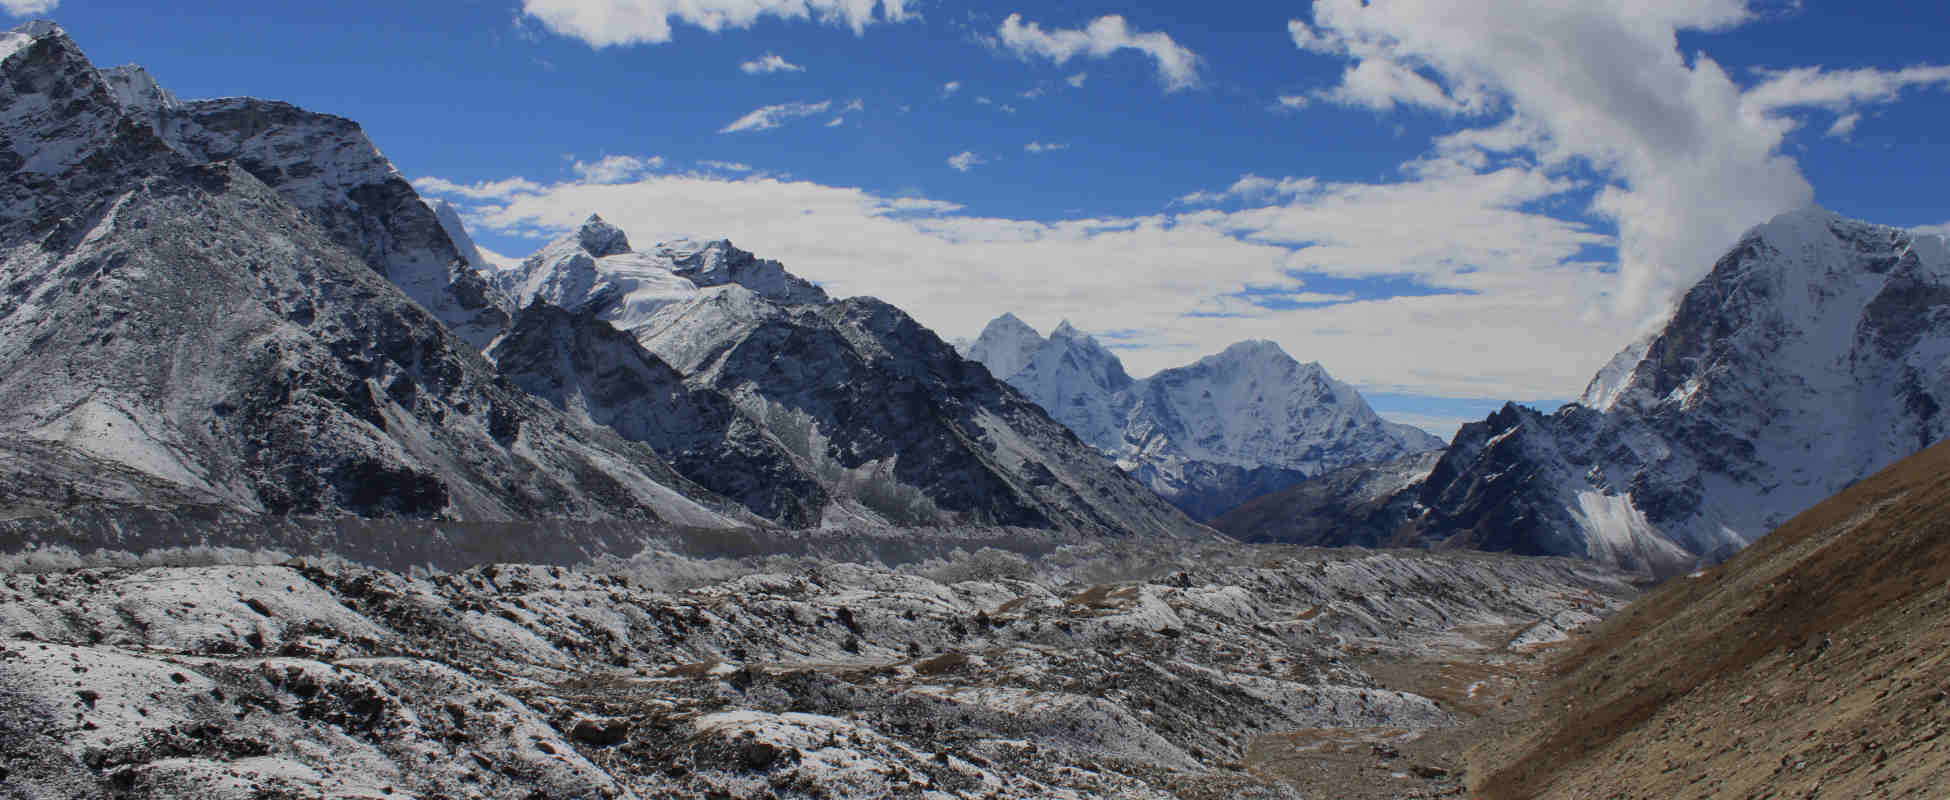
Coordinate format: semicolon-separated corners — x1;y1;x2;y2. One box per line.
1024;141;1068;153
1176;174;1319;206
699;160;753;172
411;176;546;201
720;99;832;133
739;52;804;74
946;151;987;172
995;14;1202;92
520;0;911;47
941;80;962;97
571;154;664;183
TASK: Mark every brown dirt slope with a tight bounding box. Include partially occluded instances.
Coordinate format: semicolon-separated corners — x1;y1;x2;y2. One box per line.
1469;438;1950;799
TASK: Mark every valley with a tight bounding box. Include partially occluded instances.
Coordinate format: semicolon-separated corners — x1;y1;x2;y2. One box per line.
0;11;1948;800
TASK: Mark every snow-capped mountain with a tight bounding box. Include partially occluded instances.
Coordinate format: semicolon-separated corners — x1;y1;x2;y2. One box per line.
967;318;1443;519
1219;208;1950;575
963;312;1045;382
490;302;831;527
486;217;1205;535
0;22;1209;540
0;22;750;524
493;216;827;330
101;63;515;350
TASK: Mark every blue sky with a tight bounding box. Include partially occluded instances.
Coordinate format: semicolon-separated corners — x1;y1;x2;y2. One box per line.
17;0;1950;437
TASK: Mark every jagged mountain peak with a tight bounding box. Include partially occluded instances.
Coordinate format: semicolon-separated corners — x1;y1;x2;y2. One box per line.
1050;319;1089;341
966;312;1046;381
502;220;829;333
965;314;1441;519
0;36;518;351
99;63;175;121
575;213;631;257
1238;208;1950;575
1;19;61;52
1201;340;1325;376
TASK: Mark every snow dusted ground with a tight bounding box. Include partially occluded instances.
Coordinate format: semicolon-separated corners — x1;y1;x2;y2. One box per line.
0;541;1634;798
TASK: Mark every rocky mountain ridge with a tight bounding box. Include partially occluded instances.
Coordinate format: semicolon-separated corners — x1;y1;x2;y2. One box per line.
0;21;1209;540
1220;208;1950;576
490;217;1210;536
964;316;1442;520
0;22;781;525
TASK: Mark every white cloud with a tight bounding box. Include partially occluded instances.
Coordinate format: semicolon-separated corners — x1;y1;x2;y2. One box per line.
520;0;910;47
825;98;864;126
719;99;832;133
946;151;987;172
941;80;962;96
1;0;57;15
1743;64;1950;113
1024;141;1068;153
1285;0;1815;319
571;154;664;183
1066;72;1088;88
1177;174;1320;206
1826;112;1861;139
411;176;546;201
740;52;804;74
1274;94;1309;111
1743;64;1950;140
699;160;754;172
429;146;1632;400
996;14;1201;92
884;197;965;214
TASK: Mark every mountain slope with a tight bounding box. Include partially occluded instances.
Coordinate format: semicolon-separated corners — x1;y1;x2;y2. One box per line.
494;218;1210;537
1470;436;1950;798
490;301;830;526
1224;209;1950;575
967;317;1441;519
104;64;514;350
0;22;742;525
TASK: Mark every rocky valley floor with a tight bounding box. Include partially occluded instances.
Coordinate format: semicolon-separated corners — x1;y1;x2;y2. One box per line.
0;540;1637;799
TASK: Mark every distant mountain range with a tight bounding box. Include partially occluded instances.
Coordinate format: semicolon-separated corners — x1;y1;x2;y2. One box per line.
961;315;1442;519
1219;208;1950;576
0;22;1207;540
6;18;1947;575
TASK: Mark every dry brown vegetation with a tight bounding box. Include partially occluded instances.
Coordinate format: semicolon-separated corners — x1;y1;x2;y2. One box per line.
1469;438;1950;799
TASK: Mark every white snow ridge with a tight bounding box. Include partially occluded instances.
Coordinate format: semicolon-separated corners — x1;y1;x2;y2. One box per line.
966;316;1443;519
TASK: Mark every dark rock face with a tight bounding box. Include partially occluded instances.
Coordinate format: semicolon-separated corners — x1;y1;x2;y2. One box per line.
0;24;740;525
1220;210;1950;576
1214;451;1440;548
666;238;829;305
0;24;1206;539
492;302;829;526
637;289;1211;537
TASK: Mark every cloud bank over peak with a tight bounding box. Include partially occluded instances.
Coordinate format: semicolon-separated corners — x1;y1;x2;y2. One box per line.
1284;0;1816;318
